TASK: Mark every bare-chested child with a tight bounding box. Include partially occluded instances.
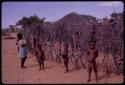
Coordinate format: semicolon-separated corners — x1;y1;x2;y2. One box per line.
62;43;69;73
86;40;98;82
35;44;45;70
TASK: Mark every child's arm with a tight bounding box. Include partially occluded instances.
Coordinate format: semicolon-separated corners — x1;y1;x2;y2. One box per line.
85;50;90;61
34;49;38;58
17;46;19;53
95;50;98;58
35;51;39;61
16;41;19;52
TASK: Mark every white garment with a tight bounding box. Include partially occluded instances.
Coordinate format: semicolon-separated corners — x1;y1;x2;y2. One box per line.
17;39;27;59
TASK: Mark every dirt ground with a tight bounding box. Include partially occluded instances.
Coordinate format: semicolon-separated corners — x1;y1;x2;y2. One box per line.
2;38;124;84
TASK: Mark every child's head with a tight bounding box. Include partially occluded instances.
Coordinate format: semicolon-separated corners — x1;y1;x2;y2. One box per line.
17;33;22;40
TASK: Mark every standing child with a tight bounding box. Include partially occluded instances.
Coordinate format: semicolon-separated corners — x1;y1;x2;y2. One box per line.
35;44;45;70
86;40;98;82
62;43;69;73
16;33;27;69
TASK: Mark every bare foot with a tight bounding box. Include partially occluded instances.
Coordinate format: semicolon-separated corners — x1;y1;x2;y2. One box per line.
96;79;99;82
87;79;91;82
64;70;68;73
21;66;26;69
39;68;41;71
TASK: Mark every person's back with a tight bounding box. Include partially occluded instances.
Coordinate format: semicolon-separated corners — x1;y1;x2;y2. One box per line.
35;44;45;70
62;47;68;59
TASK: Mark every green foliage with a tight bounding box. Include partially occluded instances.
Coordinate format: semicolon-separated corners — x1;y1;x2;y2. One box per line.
16;15;45;27
9;25;16;33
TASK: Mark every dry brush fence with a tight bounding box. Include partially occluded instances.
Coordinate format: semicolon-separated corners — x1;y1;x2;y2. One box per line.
18;13;123;75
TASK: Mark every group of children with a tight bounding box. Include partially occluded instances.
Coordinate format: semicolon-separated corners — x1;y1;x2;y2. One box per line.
16;33;45;70
16;33;99;82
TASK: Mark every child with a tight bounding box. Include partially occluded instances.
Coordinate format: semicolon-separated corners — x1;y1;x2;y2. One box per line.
62;43;69;73
16;33;27;69
35;44;45;70
115;55;123;75
86;40;98;82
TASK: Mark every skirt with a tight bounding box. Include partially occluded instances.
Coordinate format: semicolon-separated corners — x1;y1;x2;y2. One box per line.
19;47;27;59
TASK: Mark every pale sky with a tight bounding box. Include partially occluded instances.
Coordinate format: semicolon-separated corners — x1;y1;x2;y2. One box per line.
2;1;124;29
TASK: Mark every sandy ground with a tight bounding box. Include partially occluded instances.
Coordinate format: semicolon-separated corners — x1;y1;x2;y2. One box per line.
2;38;124;84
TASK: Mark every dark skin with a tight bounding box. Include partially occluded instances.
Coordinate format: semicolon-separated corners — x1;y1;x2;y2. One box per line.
16;39;19;53
62;44;69;73
86;42;98;82
16;35;27;68
35;46;45;70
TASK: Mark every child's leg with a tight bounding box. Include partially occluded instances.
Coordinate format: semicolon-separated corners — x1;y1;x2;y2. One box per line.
66;59;69;72
41;60;44;70
65;62;68;72
39;62;41;70
64;59;68;72
106;66;110;78
87;67;92;82
23;56;27;66
66;64;68;72
94;71;98;82
24;56;27;62
93;64;98;82
21;58;23;68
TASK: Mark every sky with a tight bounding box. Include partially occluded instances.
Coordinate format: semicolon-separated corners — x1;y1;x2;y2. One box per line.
2;1;124;29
